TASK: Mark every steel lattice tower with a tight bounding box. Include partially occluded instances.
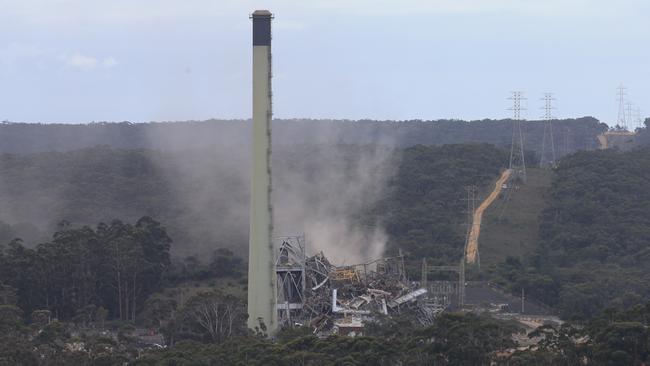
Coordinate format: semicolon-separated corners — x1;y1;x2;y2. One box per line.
635;106;643;130
539;93;557;167
508;91;527;182
626;102;635;130
617;84;628;130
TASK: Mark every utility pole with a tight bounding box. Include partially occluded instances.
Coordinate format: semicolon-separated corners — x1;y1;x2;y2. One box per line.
508;91;527;183
521;288;525;314
463;186;478;268
540;93;557;167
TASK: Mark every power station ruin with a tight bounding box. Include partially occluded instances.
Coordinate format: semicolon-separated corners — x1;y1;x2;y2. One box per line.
244;10;448;336
244;10;547;337
274;236;450;334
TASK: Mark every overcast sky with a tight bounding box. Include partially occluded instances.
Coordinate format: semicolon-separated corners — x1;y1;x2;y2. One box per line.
0;0;648;126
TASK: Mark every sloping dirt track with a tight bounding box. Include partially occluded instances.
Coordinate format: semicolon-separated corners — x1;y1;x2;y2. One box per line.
465;169;512;263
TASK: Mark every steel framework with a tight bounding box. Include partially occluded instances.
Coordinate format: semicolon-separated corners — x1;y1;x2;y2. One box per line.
540;93;557;167
508;91;527;182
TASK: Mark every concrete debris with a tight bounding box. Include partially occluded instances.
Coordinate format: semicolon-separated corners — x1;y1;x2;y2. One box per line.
275;236;451;335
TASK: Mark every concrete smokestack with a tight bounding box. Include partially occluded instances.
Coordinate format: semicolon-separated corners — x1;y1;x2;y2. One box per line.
247;9;277;335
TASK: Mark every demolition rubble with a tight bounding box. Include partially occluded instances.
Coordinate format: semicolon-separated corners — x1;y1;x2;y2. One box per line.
275;237;453;336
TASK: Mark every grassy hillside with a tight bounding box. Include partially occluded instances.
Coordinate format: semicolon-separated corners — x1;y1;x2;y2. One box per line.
479;168;553;266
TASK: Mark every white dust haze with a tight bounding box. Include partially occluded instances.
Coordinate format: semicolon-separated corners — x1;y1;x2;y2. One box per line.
144;121;399;264
272;144;397;264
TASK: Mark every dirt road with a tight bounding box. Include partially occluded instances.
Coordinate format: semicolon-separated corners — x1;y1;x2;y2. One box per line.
465;169;512;264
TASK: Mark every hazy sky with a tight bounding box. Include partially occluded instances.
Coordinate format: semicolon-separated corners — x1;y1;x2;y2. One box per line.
0;0;648;126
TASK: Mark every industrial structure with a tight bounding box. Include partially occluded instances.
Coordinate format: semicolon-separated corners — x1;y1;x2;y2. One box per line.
247;9;277;335
615;84;644;131
273;237;445;334
421;258;465;308
244;10;555;337
245;10;447;336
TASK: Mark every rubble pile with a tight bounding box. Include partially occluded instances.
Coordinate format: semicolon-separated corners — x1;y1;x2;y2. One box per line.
276;238;447;335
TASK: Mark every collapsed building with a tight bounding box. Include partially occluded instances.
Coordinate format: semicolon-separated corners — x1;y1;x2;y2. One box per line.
275;236;464;335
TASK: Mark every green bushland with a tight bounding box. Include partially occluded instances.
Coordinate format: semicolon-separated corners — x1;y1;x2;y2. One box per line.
490;147;650;319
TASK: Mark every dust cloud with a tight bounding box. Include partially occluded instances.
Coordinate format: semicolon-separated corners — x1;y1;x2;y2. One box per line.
144;121;398;264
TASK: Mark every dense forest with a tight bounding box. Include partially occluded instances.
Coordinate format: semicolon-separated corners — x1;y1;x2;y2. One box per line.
0;143;508;264
2;118;650;364
0;142;509;309
634;118;650;146
381;144;508;266
491;146;650;319
0;117;606;155
3;128;649;321
3;264;649;366
129;303;650;365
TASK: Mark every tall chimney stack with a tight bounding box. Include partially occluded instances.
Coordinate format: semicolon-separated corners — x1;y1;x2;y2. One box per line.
247;9;277;335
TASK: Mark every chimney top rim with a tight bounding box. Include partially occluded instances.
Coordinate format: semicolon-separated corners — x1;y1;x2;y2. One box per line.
252;9;273;17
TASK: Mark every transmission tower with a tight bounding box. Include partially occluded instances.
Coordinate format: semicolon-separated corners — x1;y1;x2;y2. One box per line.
539;93;557;167
617;84;628;130
508;91;527;182
635;106;643;129
626;101;635;130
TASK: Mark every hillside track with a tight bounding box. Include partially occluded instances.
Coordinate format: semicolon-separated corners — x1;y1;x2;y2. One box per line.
465;169;512;263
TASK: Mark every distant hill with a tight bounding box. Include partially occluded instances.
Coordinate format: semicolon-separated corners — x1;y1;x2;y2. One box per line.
0;117;606;157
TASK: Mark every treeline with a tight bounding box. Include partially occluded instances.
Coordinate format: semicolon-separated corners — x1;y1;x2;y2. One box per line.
0;147;176;246
0;304;521;366
0;217;171;321
0;117;606;155
513;302;650;365
138;303;650;365
634;118;650;146
3;297;648;365
137;313;521;366
491;146;650;319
